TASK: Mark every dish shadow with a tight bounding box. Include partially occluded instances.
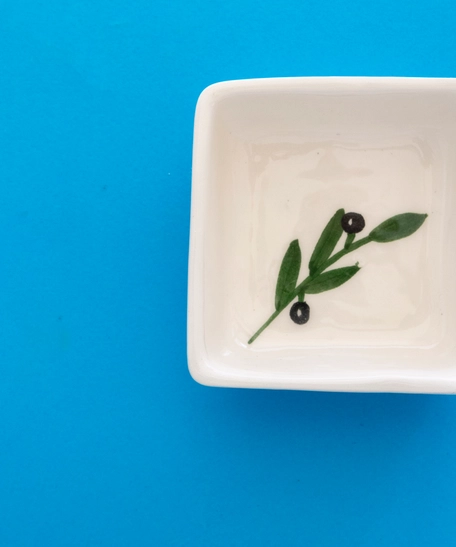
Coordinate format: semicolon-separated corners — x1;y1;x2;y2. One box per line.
204;387;446;439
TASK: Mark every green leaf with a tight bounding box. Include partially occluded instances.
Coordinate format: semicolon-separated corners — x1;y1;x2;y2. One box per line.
369;213;428;243
308;208;345;276
306;265;360;294
275;240;301;310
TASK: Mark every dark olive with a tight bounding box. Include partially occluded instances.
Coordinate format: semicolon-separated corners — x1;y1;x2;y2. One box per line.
341;212;365;234
290;302;310;325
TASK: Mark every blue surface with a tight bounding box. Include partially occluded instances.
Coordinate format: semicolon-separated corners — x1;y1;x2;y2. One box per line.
1;0;456;545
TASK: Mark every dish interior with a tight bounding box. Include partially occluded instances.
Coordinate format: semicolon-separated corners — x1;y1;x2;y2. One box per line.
192;80;456;389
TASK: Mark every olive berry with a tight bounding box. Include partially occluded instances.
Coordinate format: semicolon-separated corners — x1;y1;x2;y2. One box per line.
290;302;310;325
341;212;365;234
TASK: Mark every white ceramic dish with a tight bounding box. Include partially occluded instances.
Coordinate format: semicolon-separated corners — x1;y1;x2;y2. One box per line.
188;77;456;393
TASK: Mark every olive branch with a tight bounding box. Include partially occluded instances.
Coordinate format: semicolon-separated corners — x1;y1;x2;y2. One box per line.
248;210;428;344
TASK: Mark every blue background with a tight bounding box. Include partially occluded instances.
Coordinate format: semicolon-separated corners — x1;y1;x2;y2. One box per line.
1;0;455;545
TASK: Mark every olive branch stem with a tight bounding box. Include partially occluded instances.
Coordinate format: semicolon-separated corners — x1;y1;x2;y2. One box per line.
247;234;370;344
248;211;428;345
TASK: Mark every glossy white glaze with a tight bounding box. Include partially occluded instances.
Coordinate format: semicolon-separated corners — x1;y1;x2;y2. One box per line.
188;77;456;392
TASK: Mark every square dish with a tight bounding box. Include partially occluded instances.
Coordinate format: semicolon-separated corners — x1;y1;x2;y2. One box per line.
188;77;456;393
